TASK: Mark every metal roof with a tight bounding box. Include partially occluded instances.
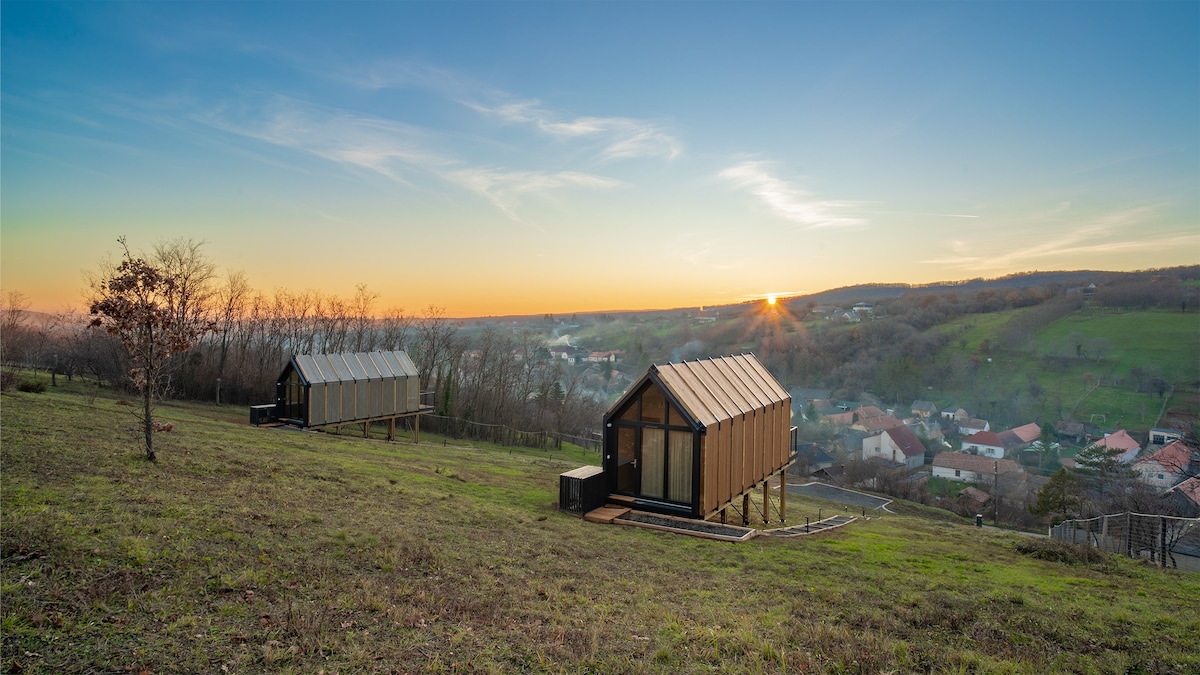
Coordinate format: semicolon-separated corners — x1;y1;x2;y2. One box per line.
292;351;418;385
637;354;789;429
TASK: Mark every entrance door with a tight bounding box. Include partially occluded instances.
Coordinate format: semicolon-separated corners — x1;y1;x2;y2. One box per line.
615;426;637;493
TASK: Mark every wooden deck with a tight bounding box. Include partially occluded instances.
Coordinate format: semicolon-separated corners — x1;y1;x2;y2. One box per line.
584;506;631;524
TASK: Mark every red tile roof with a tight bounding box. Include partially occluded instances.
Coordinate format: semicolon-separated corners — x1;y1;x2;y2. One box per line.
1093;430;1140;452
963;430;1004;448
934;452;1021;474
886;425;926;458
1138;440;1194;473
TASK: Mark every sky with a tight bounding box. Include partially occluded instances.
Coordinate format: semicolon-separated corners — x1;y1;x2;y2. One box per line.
2;1;1198;318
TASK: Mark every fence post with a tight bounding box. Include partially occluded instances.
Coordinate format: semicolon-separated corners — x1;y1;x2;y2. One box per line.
1159;516;1166;568
1126;512;1133;559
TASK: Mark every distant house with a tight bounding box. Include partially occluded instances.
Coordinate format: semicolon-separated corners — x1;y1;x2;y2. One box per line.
1149;428;1185;446
932;452;1022;484
1134;441;1196;489
1055;420;1086;443
853;414;906;434
911;400;939;419
914;417;946;442
862;426;926;471
961;430;1006;459
957;418;991;436
823;410;855;427
790;442;835;475
1088;430;1142;464
1163;476;1200;518
956;486;992;514
997;423;1041;453
813;464;846;482
587;350;622;364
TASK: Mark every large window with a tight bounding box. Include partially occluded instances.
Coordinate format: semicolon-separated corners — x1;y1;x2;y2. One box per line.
610;383;695;506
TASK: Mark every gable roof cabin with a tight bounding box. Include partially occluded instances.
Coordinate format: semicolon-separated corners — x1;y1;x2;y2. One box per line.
274;351;429;437
601;354;791;520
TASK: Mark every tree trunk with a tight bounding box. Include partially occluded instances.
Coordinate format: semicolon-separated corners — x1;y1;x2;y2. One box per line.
143;378;155;461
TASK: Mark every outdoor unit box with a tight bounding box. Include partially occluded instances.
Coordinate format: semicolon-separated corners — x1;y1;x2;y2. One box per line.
559;465;607;516
249;404;277;426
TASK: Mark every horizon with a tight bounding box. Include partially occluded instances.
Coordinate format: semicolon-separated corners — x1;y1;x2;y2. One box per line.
3;2;1198;317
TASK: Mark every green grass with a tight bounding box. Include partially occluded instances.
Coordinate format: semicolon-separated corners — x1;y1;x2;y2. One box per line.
928;307;1198;433
4;383;1199;673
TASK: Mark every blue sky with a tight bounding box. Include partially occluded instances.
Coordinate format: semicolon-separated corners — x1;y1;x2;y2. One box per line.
3;1;1197;316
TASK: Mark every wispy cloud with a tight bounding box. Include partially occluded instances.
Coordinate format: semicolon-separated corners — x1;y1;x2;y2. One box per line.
446;168;621;222
196;94;621;222
719;161;865;229
920;205;1192;268
467;99;682;161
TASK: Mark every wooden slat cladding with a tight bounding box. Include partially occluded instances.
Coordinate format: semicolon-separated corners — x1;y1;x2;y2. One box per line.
604;354;791;519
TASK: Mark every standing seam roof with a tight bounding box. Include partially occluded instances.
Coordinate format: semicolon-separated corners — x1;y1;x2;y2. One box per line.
292;351;419;384
650;354;788;429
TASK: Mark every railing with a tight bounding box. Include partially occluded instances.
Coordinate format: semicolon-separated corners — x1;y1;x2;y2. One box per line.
1050;512;1199;570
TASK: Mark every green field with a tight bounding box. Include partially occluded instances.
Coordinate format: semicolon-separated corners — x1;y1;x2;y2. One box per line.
3;383;1198;673
930;307;1199;433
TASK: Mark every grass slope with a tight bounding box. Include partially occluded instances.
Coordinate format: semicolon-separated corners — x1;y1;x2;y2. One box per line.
934;308;1199;431
3;385;1199;674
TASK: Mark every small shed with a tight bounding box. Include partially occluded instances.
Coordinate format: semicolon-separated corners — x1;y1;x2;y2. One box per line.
274;351;430;439
601;354;792;521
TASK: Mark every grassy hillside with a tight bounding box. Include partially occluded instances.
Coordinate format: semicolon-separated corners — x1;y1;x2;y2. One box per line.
936;308;1199;431
3;384;1199;673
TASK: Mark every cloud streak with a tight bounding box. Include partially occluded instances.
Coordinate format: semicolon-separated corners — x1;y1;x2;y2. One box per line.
920;205;1194;268
467;99;682;161
719;161;866;230
197;94;621;222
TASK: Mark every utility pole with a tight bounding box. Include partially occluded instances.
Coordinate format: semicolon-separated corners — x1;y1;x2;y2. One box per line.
993;460;999;526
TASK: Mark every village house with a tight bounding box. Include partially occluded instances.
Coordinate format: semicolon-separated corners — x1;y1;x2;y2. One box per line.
1088;429;1142;464
1148;427;1185;446
862;425;926;471
961;430;1006;459
586;350;623;364
997;422;1041;454
910;400;938;419
1134;440;1196;490
932;452;1022;484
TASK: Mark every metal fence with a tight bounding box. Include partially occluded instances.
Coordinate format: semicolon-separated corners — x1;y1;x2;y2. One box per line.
418;414;602;453
1050;512;1200;570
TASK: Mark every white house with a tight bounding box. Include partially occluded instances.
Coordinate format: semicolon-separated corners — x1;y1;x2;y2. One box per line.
961;430;1006;459
932;452;1022;484
1134;441;1195;490
862;425;926;471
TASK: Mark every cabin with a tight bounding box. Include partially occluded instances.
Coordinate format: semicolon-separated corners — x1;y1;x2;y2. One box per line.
594;354;792;521
258;350;432;441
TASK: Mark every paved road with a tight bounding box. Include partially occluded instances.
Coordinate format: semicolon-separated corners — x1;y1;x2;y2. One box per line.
787;482;892;511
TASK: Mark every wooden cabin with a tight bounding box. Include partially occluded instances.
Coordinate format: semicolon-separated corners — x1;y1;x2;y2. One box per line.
271;351;430;439
600;354;792;520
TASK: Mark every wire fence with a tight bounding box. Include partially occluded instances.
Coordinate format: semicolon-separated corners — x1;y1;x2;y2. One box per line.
1050;512;1200;570
419;414;602;453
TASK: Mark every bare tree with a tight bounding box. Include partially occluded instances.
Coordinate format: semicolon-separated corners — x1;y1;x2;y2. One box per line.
88;238;214;461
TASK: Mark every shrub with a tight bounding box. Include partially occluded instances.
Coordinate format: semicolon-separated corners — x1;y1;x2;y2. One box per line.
1015;538;1111;567
0;370;15;391
17;380;46;394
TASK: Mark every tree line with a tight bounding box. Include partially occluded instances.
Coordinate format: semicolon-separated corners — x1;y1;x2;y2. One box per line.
1;238;606;457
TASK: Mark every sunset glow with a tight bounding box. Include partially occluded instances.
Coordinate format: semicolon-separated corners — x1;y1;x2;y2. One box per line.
2;3;1196;317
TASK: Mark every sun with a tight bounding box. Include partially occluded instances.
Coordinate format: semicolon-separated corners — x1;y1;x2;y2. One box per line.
766;294;777;306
